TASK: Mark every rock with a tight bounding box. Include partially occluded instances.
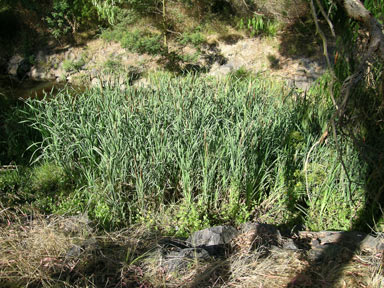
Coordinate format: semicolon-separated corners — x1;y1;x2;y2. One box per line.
120;84;126;91
35;50;47;63
65;244;82;259
7;55;23;75
188;226;238;247
64;238;97;262
240;222;282;247
90;68;99;78
163;248;210;272
133;78;151;89
29;67;46;79
282;238;300;250
299;231;384;252
209;64;231;77
187;225;238;256
293;75;312;91
53;68;66;81
307;244;353;262
16;59;32;80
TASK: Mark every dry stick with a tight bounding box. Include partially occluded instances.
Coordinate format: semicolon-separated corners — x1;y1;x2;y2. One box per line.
304;139;320;203
310;0;334;78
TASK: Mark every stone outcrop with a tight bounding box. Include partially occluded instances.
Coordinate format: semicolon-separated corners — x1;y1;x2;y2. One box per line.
150;223;384;272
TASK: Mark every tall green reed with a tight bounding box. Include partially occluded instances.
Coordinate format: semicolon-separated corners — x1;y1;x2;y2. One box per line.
23;74;366;231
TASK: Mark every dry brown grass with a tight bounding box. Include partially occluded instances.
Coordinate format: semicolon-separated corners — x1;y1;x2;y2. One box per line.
0;211;88;287
0;210;382;288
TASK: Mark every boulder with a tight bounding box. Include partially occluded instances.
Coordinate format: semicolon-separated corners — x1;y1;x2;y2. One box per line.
299;231;384;252
163;248;211;272
240;222;282;245
16;59;32;80
7;55;23;76
187;225;238;256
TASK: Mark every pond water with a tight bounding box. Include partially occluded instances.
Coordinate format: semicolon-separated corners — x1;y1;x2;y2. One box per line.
0;75;69;100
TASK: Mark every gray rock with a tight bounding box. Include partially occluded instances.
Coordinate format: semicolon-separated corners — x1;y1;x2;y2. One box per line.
65;244;82;259
53;68;66;81
299;231;384;252
307;244;353;262
163;248;210;272
209;63;234;77
36;50;47;63
7;55;23;75
64;238;97;262
188;225;238;247
282;238;300;250
187;225;238;256
179;247;210;259
29;67;46;79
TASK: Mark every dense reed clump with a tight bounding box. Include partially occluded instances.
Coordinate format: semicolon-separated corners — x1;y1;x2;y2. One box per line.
23;74;365;232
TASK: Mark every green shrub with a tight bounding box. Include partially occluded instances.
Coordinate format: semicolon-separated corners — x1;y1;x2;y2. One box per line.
120;30;165;55
62;58;85;72
178;30;206;47
0;95;40;164
100;8;139;41
103;58;123;73
45;0;98;40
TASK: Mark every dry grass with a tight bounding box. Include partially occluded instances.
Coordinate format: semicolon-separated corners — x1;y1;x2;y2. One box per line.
0;210;382;287
0;211;90;287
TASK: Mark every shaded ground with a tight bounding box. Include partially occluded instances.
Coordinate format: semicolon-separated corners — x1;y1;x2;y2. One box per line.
0;212;382;288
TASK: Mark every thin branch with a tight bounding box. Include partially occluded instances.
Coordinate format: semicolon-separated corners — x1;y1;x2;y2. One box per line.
310;0;334;73
315;0;336;37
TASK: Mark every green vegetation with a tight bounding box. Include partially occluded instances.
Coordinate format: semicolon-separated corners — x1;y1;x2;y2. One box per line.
0;0;383;234
62;58;86;72
0;1;383;286
120;30;165;55
237;15;280;37
7;74;362;234
178;29;206;47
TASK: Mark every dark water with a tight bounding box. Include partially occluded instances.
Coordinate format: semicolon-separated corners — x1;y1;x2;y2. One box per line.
0;75;67;100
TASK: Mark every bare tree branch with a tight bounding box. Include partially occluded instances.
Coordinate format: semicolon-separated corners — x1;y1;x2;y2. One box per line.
315;0;336;37
337;0;384;61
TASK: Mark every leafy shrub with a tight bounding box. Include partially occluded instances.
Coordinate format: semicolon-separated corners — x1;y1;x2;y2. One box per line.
100;8;138;41
62;58;85;72
178;30;206;47
0;95;40;164
45;0;98;40
120;30;165;55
